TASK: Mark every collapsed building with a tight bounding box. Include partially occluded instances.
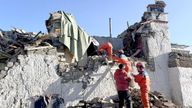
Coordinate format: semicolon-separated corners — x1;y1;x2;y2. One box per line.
0;0;191;108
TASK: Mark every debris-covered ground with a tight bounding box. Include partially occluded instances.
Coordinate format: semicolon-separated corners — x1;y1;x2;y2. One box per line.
67;89;177;108
131;89;177;108
0;28;48;61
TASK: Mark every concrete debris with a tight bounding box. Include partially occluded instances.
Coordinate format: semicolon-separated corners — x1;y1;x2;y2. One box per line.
0;28;47;62
67;97;115;108
130;89;177;108
0;70;7;79
66;89;177;108
0;28;62;79
59;55;110;90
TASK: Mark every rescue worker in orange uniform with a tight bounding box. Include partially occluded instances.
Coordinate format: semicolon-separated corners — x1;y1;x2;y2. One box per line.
98;42;113;60
132;62;150;108
112;50;133;73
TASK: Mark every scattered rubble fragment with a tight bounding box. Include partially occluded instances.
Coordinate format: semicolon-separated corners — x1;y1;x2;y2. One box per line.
67;97;115;108
131;89;177;108
67;89;177;108
0;28;46;62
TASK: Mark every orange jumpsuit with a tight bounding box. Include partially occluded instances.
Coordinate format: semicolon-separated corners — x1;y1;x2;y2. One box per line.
134;71;150;108
98;42;113;60
112;55;133;73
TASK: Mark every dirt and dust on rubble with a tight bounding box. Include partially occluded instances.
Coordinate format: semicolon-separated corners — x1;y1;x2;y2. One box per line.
0;28;50;62
67;89;177;108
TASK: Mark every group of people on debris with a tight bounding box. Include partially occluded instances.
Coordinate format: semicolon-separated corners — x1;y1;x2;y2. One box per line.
98;42;150;108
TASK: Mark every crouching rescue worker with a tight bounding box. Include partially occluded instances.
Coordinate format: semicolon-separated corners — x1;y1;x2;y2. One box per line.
132;62;150;108
98;42;113;61
114;64;132;108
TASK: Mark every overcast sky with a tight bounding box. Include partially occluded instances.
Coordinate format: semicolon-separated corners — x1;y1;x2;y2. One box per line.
0;0;191;45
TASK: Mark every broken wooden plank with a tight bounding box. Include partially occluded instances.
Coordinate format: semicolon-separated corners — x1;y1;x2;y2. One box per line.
24;46;53;51
0;50;12;59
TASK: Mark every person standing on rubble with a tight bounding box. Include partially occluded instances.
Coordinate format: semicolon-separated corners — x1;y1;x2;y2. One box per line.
114;64;132;108
132;62;150;108
130;34;144;58
98;42;113;61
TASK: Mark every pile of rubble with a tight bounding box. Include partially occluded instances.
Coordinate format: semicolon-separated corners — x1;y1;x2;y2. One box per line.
131;89;177;108
67;97;115;108
67;89;177;108
0;28;47;62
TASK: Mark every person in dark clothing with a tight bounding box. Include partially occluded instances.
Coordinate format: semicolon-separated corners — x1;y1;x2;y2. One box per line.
114;64;132;108
34;96;50;108
131;34;144;58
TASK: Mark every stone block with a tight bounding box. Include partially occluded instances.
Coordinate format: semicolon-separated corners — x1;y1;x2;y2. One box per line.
0;63;6;70
47;48;57;55
4;67;8;71
34;49;46;55
7;62;14;68
0;70;7;79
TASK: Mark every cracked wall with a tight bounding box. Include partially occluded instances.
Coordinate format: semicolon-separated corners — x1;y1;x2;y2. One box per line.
169;67;192;107
0;47;60;108
0;46;117;108
168;51;192;107
144;21;172;99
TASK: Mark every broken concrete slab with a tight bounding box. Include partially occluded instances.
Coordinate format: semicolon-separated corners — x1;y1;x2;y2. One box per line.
131;89;177;108
0;70;7;79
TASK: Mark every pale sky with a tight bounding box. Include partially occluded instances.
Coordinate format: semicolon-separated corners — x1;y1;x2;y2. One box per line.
0;0;191;45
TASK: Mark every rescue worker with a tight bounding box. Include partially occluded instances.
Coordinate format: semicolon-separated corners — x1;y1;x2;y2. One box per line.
112;50;133;73
132;62;150;108
98;42;113;61
114;64;132;108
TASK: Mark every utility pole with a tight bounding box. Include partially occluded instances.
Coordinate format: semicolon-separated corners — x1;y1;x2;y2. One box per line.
127;21;129;28
109;18;112;38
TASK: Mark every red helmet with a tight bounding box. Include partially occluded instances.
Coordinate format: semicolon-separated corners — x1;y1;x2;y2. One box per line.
99;49;104;52
136;62;144;68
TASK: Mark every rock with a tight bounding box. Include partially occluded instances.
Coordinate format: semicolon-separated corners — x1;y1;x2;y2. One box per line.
163;102;176;107
0;70;7;79
7;62;14;68
129;89;177;108
4;67;9;71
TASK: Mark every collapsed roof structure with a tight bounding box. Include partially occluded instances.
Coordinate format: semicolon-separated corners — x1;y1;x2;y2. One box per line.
45;11;96;62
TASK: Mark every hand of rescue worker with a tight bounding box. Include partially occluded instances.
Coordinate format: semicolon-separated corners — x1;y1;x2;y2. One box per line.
126;77;131;82
130;73;136;77
129;87;134;91
112;54;117;57
97;50;101;55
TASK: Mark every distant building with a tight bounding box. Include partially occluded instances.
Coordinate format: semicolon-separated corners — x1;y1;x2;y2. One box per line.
147;0;166;13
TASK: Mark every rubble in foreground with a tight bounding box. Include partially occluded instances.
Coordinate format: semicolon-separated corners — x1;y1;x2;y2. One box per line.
67;89;177;108
131;89;177;108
